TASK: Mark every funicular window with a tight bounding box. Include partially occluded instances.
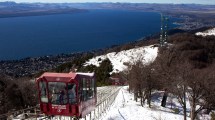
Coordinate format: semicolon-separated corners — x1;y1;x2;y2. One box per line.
82;78;87;101
91;79;95;98
39;81;48;103
79;79;83;101
48;82;67;105
88;79;93;99
81;78;95;101
68;83;76;104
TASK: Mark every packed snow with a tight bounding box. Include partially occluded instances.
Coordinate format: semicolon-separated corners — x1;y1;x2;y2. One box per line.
99;86;212;120
195;28;215;36
100;86;187;120
85;45;158;73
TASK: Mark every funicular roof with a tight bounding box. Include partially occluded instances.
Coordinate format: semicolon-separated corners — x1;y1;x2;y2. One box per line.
76;72;94;77
38;72;95;82
39;72;77;82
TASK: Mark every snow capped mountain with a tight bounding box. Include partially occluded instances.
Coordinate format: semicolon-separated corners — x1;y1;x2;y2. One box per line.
195;28;215;36
84;45;158;73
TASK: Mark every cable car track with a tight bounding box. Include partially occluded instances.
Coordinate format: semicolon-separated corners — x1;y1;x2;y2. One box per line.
97;86;119;104
118;109;126;120
117;90;126;120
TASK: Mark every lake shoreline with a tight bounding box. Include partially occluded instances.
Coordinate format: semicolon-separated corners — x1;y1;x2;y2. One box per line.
0;10;176;60
0;31;161;77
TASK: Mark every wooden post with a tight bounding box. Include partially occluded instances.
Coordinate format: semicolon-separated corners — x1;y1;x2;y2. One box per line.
103;101;105;113
105;99;107;112
98;105;100;118
34;108;37;119
101;102;103;113
94;109;96;120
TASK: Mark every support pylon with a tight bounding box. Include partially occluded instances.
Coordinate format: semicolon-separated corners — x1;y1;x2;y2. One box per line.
159;13;169;47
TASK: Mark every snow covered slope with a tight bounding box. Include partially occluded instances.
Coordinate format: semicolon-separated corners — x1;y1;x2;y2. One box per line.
100;86;190;120
85;45;158;73
196;28;215;36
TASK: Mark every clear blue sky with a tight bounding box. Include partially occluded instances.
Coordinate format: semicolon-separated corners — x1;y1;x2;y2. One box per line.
0;0;214;4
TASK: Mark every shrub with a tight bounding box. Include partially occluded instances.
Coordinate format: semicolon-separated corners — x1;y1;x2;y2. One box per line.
211;112;215;120
173;108;180;114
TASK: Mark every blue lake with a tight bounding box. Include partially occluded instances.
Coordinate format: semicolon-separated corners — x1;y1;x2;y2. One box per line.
0;10;176;60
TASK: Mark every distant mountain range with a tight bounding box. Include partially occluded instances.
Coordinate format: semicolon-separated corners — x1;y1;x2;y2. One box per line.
0;1;214;30
1;2;215;17
0;1;87;18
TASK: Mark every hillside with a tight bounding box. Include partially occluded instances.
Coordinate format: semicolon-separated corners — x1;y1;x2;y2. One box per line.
85;45;158;73
84;27;215;74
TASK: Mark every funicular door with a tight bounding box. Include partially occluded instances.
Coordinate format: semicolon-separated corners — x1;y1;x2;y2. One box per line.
48;81;70;115
38;78;49;113
67;81;79;116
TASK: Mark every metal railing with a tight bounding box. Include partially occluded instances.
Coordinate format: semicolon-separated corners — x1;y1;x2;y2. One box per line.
86;86;121;120
0;106;40;120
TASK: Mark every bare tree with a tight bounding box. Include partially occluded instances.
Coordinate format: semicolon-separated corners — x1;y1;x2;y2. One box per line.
0;73;14;114
18;77;38;107
154;44;215;120
128;61;143;102
0;74;38;114
153;46;180;108
186;69;205;120
120;63;131;92
197;65;215;115
140;64;160;108
180;63;215;120
170;62;193;120
127;60;160;108
154;46;191;120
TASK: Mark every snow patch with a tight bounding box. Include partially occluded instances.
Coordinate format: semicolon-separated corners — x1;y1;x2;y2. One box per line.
76;72;94;77
196;28;215;36
85;45;158;73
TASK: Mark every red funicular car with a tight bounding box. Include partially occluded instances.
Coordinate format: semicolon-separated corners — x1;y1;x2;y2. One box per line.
36;72;96;118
